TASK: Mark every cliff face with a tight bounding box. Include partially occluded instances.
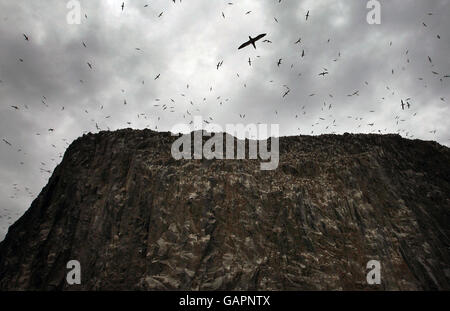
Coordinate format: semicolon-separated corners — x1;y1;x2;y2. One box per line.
0;129;449;290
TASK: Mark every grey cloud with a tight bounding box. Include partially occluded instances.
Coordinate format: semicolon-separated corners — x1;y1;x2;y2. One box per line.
0;0;449;240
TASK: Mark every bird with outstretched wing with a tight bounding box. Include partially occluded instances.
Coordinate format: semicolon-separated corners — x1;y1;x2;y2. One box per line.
238;34;267;50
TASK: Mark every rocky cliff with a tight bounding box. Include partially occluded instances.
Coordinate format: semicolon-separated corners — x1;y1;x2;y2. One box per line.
0;129;449;290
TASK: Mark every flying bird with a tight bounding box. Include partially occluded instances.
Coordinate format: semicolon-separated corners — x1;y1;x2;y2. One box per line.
238;34;266;50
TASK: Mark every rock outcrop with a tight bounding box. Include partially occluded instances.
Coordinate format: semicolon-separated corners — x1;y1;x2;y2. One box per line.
0;129;449;290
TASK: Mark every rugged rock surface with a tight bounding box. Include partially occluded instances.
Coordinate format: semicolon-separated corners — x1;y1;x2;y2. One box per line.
0;129;449;290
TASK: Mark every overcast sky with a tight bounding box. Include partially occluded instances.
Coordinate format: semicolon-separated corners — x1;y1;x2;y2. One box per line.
0;0;449;241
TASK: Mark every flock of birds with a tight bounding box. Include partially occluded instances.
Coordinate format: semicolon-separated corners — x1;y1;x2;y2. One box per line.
0;1;449;234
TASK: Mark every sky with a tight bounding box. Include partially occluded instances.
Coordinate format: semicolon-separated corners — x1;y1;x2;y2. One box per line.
0;0;449;241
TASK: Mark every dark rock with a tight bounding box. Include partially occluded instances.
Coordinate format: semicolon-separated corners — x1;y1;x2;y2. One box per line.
0;130;449;290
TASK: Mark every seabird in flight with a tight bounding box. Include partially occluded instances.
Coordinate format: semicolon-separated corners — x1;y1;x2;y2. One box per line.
238;34;267;50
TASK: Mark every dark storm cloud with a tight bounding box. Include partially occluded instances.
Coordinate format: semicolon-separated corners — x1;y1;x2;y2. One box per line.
0;0;449;240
